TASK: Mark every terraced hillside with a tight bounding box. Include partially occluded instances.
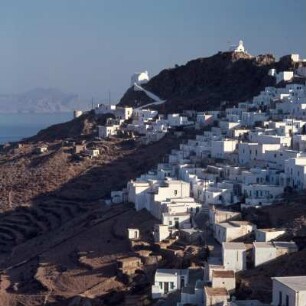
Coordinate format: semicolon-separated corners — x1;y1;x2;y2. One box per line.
0;112;187;305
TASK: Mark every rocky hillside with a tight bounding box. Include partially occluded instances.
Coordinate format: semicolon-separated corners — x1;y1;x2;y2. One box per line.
119;52;298;113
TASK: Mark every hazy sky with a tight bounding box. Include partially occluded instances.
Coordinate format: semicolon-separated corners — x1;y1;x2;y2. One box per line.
0;0;305;101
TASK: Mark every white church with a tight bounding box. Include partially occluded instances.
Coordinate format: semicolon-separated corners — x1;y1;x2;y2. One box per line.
131;71;150;87
229;40;246;53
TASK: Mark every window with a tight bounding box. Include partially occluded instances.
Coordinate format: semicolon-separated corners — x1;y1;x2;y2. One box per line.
170;282;175;290
174;190;178;196
279;291;282;306
286;295;289;306
159;282;163;289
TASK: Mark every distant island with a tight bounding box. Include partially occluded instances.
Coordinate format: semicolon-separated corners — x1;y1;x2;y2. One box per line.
0;88;87;113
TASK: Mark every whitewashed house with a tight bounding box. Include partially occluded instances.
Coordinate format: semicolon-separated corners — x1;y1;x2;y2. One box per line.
162;212;191;229
196;113;214;127
167;114;192;127
154;224;171;242
127;228;139;240
219;121;241;134
271;276;306;306
275;71;294;84
253;241;298;267
204;287;230;306
214;221;256;244
98;122;121;138
241;184;284;206
222;242;247;271
211;139;238;159
238;143;281;165
127;180;152;211
133;108;158;122
203;186;233;206
151;269;189;299
255;228;286;242
241;111;267;127
212;270;235;294
283;157;306;190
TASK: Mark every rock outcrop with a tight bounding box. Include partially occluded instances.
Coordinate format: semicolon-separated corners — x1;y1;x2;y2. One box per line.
119;52;298;113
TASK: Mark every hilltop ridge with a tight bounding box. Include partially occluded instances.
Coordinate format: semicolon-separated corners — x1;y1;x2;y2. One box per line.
119;51;298;112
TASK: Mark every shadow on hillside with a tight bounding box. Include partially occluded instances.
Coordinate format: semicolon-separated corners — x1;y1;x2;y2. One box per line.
0;134;181;260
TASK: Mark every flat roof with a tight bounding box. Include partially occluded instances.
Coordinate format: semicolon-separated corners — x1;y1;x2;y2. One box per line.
223;242;246;250
273;241;297;249
257;228;285;232
155;269;188;277
163;212;189;217
217;222;237;228
215;209;241;215
205;287;229;296
254;242;274;248
212;270;235;278
272;276;306;291
230;221;254;226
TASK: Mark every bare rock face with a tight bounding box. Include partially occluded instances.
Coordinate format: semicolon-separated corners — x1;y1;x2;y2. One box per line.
118;51;293;113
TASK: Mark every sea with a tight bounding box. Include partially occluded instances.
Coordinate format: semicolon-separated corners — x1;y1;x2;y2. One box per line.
0;112;73;144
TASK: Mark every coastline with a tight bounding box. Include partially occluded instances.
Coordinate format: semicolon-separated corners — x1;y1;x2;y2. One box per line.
0;112;73;144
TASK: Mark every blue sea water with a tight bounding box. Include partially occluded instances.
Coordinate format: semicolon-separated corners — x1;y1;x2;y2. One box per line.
0;112;73;143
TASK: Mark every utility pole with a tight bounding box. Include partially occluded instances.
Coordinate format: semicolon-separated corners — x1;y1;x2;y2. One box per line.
108;90;111;106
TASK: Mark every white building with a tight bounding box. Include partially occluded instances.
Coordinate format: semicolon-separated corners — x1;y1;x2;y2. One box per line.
204;287;230;306
229;40;245;53
255;228;286;242
214;221;256;244
162;212;191;229
253;241;298;267
98;123;121;138
127;180;151;211
167;114;192;127
212;270;236;294
154;224;171;242
283;157;306;190
151;269;189;299
211;139;238;159
127;228;139;240
271;276;306;306
95;104;133;120
238;143;281;165
242;184;284;206
222;242;247;271
131;71;150;86
276;71;294;84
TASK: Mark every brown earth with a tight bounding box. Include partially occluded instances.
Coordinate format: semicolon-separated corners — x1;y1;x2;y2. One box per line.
0;113;187;305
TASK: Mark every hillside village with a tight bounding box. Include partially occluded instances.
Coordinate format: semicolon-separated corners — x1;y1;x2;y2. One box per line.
84;45;306;305
0;45;306;306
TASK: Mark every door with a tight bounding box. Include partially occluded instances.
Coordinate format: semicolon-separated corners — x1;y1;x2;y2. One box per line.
164;282;169;294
